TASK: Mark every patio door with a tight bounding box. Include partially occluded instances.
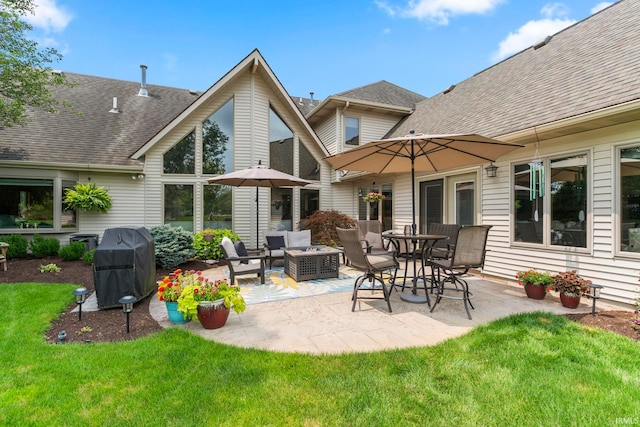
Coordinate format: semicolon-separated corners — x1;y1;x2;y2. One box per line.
447;173;477;225
419;179;443;233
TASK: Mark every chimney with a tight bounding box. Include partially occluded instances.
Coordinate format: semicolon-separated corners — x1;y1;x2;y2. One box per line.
138;65;148;97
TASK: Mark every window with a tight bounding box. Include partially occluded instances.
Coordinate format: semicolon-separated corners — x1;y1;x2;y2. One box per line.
0;177;75;231
164;184;193;231
345;117;359;146
203;99;234;174
300;189;319;219
619;145;640;253
203;185;231;230
164;130;195;174
455;181;474;225
269;107;293;175
270;188;292;231
513;154;588;248
299;142;319;181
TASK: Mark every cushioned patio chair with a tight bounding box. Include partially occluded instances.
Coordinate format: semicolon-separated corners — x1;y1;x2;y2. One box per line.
357;220;391;255
337;227;398;312
428;225;492;319
263;229;312;268
426;223;462;260
220;237;266;285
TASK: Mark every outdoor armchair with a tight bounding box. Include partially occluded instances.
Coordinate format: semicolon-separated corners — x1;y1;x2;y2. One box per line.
220;237;266;285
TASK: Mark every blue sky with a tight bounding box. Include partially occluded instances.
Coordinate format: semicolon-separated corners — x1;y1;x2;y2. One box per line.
25;0;615;99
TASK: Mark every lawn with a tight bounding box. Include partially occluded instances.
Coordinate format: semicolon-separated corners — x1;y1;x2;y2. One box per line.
1;282;639;426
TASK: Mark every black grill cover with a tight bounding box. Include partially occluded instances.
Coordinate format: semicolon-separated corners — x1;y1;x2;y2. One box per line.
93;227;156;309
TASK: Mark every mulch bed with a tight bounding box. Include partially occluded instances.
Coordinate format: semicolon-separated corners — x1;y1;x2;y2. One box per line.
1;256;639;344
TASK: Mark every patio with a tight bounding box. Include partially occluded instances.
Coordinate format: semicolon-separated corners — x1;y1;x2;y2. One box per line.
149;265;620;354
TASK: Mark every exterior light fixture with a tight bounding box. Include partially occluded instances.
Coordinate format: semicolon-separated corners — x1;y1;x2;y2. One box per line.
72;287;90;321
589;284;603;315
485;162;498;178
119;295;137;333
131;174;145;180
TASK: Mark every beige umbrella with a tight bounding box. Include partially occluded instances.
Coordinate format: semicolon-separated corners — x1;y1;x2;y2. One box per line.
324;131;523;233
207;160;312;247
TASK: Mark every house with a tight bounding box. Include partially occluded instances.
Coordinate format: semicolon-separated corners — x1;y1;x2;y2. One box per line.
1;0;639;304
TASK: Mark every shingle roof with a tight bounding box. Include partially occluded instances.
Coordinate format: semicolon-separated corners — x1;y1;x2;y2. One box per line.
0;72;199;168
334;80;426;109
390;0;640;139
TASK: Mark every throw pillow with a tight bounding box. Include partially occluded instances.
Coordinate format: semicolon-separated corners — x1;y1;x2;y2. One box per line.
234;241;249;264
266;235;286;249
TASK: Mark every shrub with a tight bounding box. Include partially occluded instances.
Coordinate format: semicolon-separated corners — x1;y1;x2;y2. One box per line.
82;249;95;265
299;210;357;246
59;241;86;261
39;263;60;273
0;234;29;258
147;225;196;270
29;234;60;258
193;228;240;260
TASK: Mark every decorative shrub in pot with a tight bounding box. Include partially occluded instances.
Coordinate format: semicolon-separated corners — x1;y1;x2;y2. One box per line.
516;269;552;300
551;270;592;309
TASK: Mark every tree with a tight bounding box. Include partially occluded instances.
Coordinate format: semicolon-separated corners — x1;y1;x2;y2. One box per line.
0;0;72;127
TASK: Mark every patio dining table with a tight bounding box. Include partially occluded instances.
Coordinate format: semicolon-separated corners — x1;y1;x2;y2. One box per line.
382;232;448;304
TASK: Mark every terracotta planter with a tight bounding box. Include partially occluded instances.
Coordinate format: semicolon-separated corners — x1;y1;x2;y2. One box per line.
203;234;214;242
196;300;230;329
560;292;581;309
524;283;547;300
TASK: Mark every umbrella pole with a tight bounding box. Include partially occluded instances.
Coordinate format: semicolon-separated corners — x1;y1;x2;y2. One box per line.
411;140;417;235
255;186;259;250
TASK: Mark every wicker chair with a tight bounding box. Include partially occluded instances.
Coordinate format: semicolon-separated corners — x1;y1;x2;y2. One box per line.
337;227;398;312
428;225;492;319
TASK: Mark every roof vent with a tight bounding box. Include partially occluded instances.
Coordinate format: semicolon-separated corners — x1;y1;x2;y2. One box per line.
138;65;148;97
533;35;552;50
309;91;315;106
51;70;64;75
188;89;198;95
443;84;456;94
109;97;120;113
298;97;304;105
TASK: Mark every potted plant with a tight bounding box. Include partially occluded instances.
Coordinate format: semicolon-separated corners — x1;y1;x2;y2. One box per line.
516;269;552;300
551;270;592;309
201;228;215;242
177;274;246;329
157;269;190;324
63;182;112;213
363;192;385;205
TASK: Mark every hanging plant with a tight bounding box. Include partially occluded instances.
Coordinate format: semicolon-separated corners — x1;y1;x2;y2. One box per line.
64;182;112;213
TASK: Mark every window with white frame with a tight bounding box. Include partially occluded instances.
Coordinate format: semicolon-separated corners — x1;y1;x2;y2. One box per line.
513;153;588;248
619;145;640;253
345;117;359;146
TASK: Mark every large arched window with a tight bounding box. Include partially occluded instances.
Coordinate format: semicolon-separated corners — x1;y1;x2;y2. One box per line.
203;98;234;174
163;130;195;174
269;107;293;175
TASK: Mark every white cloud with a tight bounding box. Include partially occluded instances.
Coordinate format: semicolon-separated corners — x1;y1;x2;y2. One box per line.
376;0;505;25
23;0;72;33
491;3;576;61
591;2;614;14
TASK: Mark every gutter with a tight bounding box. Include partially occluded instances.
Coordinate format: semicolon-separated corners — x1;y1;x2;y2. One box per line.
0;160;144;174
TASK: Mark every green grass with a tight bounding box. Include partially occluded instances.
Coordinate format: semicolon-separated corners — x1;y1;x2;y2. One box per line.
1;283;639;426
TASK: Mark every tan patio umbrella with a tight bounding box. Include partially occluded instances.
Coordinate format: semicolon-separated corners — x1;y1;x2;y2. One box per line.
324;131;524;233
207;160;312;248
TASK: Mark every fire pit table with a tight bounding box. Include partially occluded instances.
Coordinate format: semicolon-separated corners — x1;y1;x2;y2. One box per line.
284;245;342;281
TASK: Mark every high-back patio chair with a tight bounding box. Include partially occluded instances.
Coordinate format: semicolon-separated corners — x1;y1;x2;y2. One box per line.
337;227;398;312
357;220;391;255
426;223;462;260
428;225;492;319
220;237;266;285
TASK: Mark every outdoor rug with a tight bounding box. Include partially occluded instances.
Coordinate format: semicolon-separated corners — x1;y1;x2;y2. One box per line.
231;266;362;305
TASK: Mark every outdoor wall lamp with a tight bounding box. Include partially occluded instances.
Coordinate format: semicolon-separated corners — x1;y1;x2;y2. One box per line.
131;174;145;180
119;295;138;333
589;284;603;315
72;287;90;321
485;162;498;178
